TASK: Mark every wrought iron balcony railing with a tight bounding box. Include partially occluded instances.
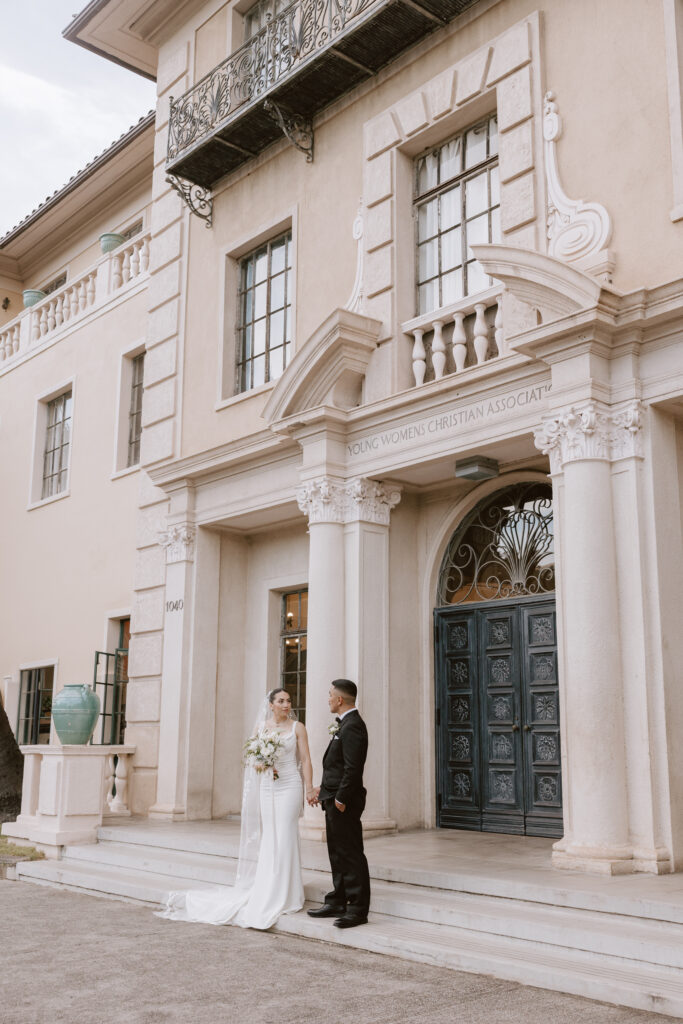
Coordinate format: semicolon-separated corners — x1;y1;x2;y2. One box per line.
166;0;481;197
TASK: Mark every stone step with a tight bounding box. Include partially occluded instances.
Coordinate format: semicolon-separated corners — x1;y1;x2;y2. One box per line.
94;823;683;926
14;857;683;1019
28;842;683;971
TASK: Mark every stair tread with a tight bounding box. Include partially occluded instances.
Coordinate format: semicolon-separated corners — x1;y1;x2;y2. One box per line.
61;843;683;942
17;858;683;995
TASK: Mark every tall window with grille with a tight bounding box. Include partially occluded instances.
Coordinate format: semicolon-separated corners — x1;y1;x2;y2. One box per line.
415;114;500;315
236;230;292;393
280;589;307;723
42;390;72;499
17;666;54;744
127;352;144;467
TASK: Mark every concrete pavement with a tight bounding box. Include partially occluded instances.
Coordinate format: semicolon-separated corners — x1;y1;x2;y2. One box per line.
0;880;672;1024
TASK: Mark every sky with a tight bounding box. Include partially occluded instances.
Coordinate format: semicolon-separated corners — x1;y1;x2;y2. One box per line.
0;1;157;237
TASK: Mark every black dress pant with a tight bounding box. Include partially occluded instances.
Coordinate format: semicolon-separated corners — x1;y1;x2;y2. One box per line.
323;794;370;915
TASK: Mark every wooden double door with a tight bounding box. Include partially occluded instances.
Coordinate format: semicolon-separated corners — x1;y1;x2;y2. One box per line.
434;596;563;837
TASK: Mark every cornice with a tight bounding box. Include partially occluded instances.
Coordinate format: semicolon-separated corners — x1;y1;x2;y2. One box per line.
146;428;297;488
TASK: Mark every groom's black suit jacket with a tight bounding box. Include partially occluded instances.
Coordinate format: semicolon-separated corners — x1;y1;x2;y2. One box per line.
318;709;368;807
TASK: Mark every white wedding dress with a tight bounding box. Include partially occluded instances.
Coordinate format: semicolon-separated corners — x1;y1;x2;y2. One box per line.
158;725;305;930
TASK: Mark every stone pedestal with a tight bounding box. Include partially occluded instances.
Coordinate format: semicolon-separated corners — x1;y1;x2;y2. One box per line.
1;745;134;856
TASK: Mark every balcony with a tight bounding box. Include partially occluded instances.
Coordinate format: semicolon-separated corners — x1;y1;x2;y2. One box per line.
166;0;481;188
0;231;150;370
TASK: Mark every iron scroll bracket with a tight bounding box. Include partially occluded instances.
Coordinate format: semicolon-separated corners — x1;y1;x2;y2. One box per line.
263;100;314;163
166;174;213;228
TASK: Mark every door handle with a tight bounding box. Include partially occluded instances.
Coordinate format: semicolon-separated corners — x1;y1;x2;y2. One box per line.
511;723;519;732
523;725;531;732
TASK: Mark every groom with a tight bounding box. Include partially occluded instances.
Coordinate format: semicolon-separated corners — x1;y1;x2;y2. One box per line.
307;679;370;928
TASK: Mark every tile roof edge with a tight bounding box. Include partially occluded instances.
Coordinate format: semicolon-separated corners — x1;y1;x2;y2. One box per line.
0;110;156;249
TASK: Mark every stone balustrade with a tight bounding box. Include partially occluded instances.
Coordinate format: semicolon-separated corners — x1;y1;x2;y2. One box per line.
103;749;134;817
1;744;135;853
0;231;151;369
402;287;504;388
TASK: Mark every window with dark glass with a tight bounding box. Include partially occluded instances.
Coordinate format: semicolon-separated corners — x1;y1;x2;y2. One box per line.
236;231;292;393
415;114;500;315
244;0;289;39
127;353;144;468
17;667;54;745
92;618;129;745
280;589;307;724
42;390;72;499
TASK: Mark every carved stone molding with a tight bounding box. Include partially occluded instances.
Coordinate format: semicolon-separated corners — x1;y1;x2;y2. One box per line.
346;477;401;525
534;401;643;472
297;477;401;526
296;479;347;524
344;202;365;314
543;92;612;265
159;524;196;563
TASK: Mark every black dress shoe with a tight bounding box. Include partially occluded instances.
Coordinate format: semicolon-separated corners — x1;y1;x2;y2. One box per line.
307;904;346;918
333;914;368;928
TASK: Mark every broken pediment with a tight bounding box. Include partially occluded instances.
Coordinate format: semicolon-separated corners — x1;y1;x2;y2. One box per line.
263;308;381;425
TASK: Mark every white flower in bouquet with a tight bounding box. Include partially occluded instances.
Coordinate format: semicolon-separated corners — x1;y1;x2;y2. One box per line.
243;727;285;779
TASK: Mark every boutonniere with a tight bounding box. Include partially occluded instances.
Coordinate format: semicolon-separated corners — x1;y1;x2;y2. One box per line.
328;721;340;738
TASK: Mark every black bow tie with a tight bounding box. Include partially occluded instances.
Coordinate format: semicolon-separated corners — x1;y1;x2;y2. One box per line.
335;717;342;724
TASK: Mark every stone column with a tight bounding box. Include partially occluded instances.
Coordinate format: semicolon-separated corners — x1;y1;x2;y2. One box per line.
297;478;347;839
148;519;197;820
296;476;400;839
535;402;639;873
344;479;401;835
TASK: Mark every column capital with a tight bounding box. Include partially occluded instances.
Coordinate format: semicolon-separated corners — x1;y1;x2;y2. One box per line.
296;477;402;526
158;523;196;563
345;477;401;525
534;400;643;472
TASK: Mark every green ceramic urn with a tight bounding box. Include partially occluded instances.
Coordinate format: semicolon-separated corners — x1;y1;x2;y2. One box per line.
99;232;126;254
22;289;46;308
52;684;101;745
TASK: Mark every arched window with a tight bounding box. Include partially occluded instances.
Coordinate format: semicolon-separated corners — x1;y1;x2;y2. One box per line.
436;482;555;606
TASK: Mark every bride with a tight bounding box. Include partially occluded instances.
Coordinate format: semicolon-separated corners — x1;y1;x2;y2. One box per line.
158;688;315;930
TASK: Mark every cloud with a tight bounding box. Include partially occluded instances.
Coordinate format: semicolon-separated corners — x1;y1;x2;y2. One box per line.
0;63;155;235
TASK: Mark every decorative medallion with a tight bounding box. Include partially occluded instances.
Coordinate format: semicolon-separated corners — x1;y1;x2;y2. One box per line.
537;776;559;803
492;734;513;760
492;696;511;721
491;772;514;803
453;772;471;799
532;655;555;681
535;695;556;721
490;658;511;685
489;620;510;647
450;661;469;687
451;697;470;723
448;624;468;650
452;735;471;761
535;735;557;762
531;616;554;645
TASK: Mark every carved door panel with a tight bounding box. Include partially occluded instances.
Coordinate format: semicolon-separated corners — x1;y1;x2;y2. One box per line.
434;611;481;830
521;602;563;835
479;606;524;833
435;597;562;837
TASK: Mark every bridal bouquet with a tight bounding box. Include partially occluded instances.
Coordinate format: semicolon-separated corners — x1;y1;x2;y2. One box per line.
243;728;284;780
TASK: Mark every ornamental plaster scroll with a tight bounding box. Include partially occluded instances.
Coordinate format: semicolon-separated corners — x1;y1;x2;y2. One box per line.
158;524;196;563
296;477;401;526
543;92;612;264
534;401;643;473
344;202;365;315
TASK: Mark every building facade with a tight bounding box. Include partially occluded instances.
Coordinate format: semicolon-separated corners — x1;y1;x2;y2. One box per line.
4;0;683;879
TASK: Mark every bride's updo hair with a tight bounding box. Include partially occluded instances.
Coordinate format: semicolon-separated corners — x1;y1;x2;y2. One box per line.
268;687;288;704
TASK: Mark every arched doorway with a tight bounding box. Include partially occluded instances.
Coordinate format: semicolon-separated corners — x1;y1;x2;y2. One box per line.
433;482;562;837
